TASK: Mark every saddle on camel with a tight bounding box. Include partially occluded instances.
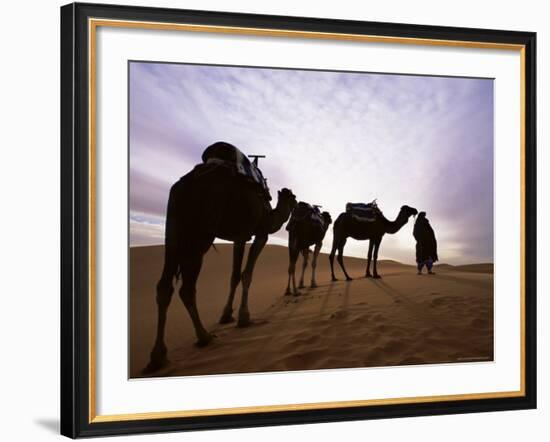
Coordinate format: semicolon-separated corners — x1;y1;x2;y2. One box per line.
286;202;327;232
197;141;271;201
345;199;382;222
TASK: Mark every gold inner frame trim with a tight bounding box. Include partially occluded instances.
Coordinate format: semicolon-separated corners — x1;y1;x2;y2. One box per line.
90;18;525;50
88;17;527;424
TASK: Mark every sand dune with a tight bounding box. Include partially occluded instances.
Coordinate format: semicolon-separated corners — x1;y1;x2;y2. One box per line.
437;263;494;274
130;244;493;378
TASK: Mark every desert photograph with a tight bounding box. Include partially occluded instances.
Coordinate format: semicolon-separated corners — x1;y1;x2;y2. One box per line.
128;61;494;378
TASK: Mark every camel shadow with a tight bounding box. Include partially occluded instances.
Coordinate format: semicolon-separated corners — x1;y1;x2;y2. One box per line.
309;282;335;289
371;279;449;334
247;291;314;366
318;281;337;317
342;280;351;311
371;279;415;307
368;271;409;278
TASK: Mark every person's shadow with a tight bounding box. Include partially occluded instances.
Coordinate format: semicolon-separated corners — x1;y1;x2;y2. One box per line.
34;418;58;434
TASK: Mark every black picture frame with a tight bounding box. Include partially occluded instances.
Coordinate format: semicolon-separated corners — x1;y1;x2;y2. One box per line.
61;2;537;438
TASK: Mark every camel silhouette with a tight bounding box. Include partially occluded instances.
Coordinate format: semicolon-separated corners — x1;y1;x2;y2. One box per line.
285;203;332;295
145;143;297;373
329;204;418;281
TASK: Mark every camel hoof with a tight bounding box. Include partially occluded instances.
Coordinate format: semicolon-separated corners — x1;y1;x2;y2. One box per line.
143;345;168;374
310;283;318;289
365;273;373;278
331;277;338;282
284;289;292;296
219;314;236;324
195;333;216;347
346;277;353;281
237;310;251;327
237;318;252;328
373;275;382;279
142;356;169;374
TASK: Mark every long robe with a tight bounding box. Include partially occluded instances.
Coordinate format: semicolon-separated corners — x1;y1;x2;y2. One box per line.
413;217;438;263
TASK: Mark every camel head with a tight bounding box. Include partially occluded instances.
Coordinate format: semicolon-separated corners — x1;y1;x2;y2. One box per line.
400;205;419;219
277;188;298;211
269;188;297;233
321;211;333;226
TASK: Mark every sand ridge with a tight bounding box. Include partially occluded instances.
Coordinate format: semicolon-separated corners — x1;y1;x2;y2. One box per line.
130;244;493;378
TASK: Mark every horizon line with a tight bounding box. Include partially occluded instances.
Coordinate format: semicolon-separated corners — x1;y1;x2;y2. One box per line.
128;243;494;267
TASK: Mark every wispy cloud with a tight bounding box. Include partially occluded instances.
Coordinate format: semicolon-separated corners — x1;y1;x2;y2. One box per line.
129;62;493;265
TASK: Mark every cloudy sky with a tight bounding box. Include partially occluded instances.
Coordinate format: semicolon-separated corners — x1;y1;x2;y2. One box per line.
129;61;494;265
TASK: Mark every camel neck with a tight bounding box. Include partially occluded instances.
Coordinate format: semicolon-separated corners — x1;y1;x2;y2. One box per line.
269;202;292;233
385;211;409;234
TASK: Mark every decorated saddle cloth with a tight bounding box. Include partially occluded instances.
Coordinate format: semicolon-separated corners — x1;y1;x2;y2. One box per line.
199;141;270;196
286;202;324;231
346;201;381;222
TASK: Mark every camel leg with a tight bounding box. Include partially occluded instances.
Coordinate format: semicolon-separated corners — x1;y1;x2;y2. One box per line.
310;242;322;288
298;248;309;289
373;238;383;279
290;250;301;296
238;234;268;327
144;247;177;373
285;264;292;296
365;240;374;277
219;241;246;324
286;245;300;295
329;242;338;281
179;253;215;347
337;240;353;281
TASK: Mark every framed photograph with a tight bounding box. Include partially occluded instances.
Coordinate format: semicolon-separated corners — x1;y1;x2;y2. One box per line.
60;2;536;438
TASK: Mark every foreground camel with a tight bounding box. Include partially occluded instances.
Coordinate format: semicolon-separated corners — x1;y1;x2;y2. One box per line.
285;203;332;295
145;142;297;373
329;204;418;281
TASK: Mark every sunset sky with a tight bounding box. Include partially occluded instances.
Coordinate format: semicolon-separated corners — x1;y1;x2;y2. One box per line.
129;61;494;265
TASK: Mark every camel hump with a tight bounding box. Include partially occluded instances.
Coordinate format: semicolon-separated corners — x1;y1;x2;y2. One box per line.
201;141;251;166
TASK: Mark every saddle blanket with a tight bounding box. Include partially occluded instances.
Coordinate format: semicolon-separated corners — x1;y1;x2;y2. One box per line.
346;202;380;222
286;202;325;231
201;141;270;194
